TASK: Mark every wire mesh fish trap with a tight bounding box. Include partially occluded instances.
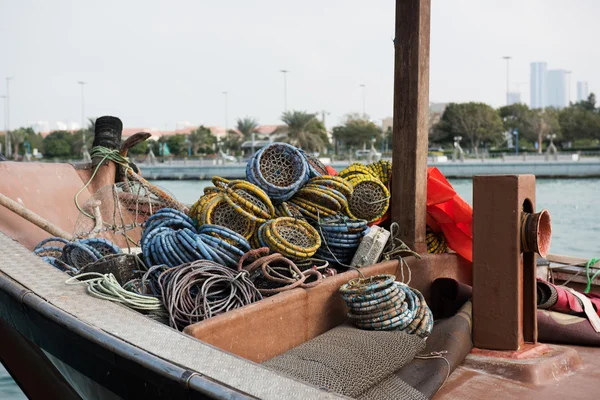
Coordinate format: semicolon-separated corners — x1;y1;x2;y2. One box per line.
426;228;448;254
314;217;369;266
339;274;433;337
73;181;184;249
256;217;321;259
246;142;309;203
366;160;392;187
198;193;256;239
345;175;390;223
78;252;145;286
299;149;328;178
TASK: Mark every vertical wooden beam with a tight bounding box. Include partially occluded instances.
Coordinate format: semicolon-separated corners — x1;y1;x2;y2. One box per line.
391;0;431;253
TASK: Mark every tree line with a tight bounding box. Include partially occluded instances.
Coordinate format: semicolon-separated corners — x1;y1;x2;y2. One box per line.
2;94;599;160
431;93;600;154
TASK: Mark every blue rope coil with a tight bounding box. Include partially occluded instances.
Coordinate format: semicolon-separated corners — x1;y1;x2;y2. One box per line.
141;208;250;269
246;142;309;203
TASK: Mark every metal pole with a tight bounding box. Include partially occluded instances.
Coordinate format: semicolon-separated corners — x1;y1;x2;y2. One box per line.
222;91;228;133
1;95;6;156
6;77;12;158
280;70;289;112
78;81;86;150
503;56;511;105
360;84;366;117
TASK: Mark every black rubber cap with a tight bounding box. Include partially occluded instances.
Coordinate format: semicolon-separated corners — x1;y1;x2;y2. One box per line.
93;116;123;150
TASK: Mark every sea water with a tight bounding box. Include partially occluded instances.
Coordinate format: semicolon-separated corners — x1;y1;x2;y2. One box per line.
2;178;598;397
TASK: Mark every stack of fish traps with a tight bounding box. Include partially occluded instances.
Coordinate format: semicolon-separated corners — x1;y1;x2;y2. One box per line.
338;161;392;223
314;217;369;265
339;274;433;338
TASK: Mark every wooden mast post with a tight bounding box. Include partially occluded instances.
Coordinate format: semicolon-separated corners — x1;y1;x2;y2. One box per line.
391;0;431;253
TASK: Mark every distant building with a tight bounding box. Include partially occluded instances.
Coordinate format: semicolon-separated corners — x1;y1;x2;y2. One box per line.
429;102;447;114
577;81;589;102
546;69;568;108
530;62;547;109
508;92;521;105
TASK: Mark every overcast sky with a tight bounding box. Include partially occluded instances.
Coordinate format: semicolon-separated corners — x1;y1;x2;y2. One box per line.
1;0;598;131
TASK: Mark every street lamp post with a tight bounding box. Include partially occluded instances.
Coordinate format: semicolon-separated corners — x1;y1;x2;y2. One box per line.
1;95;6;156
222;91;228;133
502;56;511;106
360;84;366;117
78;81;87;152
5;77;12;158
514;129;519;156
280;70;289;112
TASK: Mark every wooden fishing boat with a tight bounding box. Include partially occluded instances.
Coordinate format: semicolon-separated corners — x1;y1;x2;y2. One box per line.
1;1;599;399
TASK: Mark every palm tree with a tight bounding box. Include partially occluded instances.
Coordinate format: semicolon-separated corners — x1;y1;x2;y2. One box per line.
11;128;28;160
188;126;216;155
275;111;328;152
235;117;259;139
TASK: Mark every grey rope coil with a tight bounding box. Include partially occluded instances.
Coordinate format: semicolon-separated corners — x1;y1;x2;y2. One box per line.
158;260;262;330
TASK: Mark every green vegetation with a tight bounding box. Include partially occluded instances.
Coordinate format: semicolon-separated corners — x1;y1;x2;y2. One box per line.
3;95;599;160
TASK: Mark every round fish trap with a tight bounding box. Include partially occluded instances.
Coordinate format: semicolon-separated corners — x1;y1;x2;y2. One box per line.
339;274;433;337
299;149;328;177
310;175;354;199
257;217;321;259
366;160;392;186
63;238;122;270
346;175;390;223
289;186;343;221
339;163;376;181
199;193;256;239
275;202;306;220
224;180;275;223
246;142;309;203
78;253;144;285
426;228;448;254
34;237;69;258
314;217;369;266
73;181;183;248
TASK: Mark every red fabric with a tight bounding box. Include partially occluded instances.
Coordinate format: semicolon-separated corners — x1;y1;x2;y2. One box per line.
325;166;338;176
551;284;584;314
426;167;473;261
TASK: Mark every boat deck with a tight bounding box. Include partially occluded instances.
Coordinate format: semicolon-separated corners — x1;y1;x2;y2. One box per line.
1;231;598;399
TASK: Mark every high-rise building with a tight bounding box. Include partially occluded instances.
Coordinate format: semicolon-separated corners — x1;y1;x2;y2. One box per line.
530;62;547;109
546;69;568;108
508;92;521;105
577;81;589;102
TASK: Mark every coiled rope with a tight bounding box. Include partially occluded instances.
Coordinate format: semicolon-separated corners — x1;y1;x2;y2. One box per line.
585;257;600;293
66;272;164;312
158;260;262;330
339;274;433;338
141;208;250;268
256;217;321;259
238;248;323;295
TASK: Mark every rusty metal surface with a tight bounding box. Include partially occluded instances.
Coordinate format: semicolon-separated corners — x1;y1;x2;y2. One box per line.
0;162;90;250
0;232;344;399
473;175;538;350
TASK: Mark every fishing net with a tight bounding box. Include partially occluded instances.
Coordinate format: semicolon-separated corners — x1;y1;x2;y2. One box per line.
346;175;390;223
263;324;426;400
73;181;184;249
246;142;309;202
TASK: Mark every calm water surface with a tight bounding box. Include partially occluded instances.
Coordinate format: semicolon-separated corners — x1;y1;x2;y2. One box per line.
1;178;598;397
